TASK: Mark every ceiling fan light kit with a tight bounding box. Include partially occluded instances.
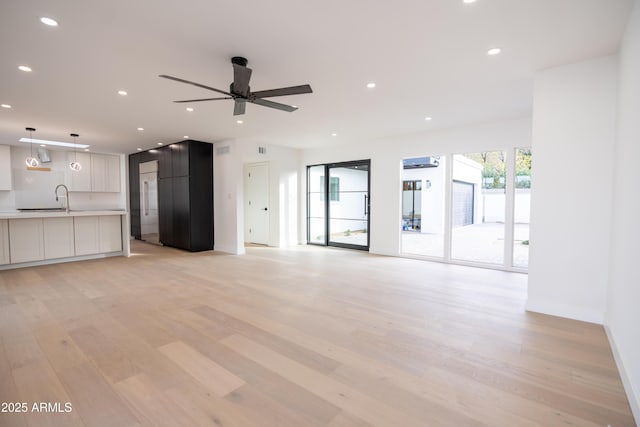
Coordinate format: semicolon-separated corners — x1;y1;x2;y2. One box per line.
159;56;313;116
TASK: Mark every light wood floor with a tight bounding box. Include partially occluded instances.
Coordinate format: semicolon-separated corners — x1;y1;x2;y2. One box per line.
0;241;635;426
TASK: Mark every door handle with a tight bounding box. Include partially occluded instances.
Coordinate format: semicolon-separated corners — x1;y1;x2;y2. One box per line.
263;207;268;211
364;194;368;216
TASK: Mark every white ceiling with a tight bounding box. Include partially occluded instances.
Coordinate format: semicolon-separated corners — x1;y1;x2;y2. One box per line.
0;0;634;154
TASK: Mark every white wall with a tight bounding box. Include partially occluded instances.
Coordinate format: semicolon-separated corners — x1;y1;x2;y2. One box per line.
606;0;640;420
527;55;618;324
214;140;300;253
213;141;244;254
300;118;532;256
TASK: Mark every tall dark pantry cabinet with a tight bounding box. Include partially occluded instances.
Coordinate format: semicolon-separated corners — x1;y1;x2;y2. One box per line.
129;140;213;251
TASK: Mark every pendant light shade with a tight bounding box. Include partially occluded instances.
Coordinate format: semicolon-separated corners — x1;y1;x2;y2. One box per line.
69;133;82;171
24;127;39;167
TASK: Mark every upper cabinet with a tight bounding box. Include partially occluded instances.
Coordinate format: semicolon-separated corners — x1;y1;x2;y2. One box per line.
91;154;120;192
69;152;121;192
69;152;92;191
0;145;12;191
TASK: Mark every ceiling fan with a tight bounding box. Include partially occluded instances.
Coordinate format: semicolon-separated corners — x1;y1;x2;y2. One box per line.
159;56;313;116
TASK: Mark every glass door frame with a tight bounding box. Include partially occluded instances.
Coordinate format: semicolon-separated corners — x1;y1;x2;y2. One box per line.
307;159;371;251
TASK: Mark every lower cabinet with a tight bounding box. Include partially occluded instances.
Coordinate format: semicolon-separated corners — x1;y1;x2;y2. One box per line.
74;217;101;255
74;216;122;256
9;218;45;263
99;215;122;253
43;217;75;260
0;220;9;265
3;215;123;265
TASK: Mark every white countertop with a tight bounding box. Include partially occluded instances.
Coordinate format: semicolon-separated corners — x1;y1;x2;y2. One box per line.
0;210;127;220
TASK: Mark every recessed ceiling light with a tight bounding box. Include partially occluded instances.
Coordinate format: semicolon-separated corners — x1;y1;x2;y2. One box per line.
18;137;90;149
183;135;189;139
236;120;243;124
425;116;433;121
487;47;502;56
186;107;194;112
1;104;11;109
157;142;162;146
40;17;58;26
40;144;47;147
84;149;90;152
118;90;128;96
331;133;337;137
462;0;477;4
137;127;144;131
18;65;32;72
136;148;142;151
366;82;376;89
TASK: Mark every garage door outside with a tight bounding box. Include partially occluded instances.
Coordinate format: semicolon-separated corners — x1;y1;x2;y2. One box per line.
452;180;474;227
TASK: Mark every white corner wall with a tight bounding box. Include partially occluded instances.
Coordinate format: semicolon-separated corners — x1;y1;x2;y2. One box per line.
527;56;618;324
213;141;245;255
606;0;640;420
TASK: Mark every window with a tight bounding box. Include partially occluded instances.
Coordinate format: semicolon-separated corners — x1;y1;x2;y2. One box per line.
320;176;340;201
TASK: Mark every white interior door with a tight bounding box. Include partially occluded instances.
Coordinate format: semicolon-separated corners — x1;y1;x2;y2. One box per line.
245;163;270;245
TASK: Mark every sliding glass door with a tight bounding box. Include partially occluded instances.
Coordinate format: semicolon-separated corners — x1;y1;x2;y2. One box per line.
307;160;370;250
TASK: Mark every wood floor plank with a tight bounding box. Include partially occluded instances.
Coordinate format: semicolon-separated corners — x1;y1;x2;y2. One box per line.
12;360;84;427
157;340;245;397
56;362;140;427
113;373;198;427
67;326;140;384
33;324;88;372
0;339;28;427
220;333;426;427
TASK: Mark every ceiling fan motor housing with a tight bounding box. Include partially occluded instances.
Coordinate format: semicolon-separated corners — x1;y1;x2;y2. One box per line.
231;56;248;67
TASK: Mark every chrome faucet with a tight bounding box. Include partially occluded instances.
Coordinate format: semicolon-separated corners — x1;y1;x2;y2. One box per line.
55;184;70;213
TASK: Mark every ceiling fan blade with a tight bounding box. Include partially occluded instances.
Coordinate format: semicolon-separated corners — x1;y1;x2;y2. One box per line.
232;64;252;97
251;84;313;99
159;74;233;97
233;100;246;116
173;97;233;103
250;98;298;112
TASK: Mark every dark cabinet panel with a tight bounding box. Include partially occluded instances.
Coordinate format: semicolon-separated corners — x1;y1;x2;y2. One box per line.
172;143;189;177
129;154;141;239
158;177;174;247
172;176;190;250
158;146;172;179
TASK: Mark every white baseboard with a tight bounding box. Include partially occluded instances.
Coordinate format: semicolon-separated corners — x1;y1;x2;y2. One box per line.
604;325;640;424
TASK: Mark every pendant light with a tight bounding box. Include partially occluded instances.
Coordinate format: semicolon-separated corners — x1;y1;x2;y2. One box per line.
24;127;39;167
69;133;82;171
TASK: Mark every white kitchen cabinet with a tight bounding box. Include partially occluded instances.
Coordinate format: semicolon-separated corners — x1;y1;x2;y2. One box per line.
0;220;9;265
99;215;122;252
68;152;120;193
9;218;44;263
43;217;75;259
0;145;11;191
91;154;120;192
68;152;92;192
74;216;100;255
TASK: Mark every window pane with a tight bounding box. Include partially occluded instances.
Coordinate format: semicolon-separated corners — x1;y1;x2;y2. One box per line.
401;156;445;258
513;148;532;268
308;165;326;243
451;152;505;265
